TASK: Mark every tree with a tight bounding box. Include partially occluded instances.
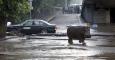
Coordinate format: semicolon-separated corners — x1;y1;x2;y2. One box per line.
0;0;30;38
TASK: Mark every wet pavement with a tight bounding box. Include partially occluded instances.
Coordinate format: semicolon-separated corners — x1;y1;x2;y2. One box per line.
2;13;115;60
90;24;115;36
0;35;115;60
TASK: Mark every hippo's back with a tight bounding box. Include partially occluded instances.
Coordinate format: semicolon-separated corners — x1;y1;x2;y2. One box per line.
67;26;86;39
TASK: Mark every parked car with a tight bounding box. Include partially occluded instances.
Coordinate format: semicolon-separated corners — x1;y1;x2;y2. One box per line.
7;19;56;35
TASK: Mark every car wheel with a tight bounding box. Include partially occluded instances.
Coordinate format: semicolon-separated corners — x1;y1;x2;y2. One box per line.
10;29;24;36
52;30;56;33
17;32;25;37
10;30;18;35
41;29;47;34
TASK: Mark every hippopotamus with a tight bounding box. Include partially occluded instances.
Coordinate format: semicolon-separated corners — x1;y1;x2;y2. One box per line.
67;26;91;45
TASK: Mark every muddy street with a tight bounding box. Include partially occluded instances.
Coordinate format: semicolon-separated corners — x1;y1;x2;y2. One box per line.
2;11;115;60
0;36;115;60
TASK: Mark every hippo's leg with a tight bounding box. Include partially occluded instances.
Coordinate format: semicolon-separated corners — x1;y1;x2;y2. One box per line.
82;42;86;45
79;40;82;43
80;39;86;45
68;38;73;44
79;37;86;45
79;38;84;43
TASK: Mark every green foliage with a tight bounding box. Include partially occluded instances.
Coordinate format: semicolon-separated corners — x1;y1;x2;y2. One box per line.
0;0;30;21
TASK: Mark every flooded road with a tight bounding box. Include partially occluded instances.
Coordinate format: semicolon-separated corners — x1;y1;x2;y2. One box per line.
2;12;115;60
0;36;115;60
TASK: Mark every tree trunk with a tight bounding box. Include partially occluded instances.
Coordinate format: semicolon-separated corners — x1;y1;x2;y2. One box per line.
0;17;6;39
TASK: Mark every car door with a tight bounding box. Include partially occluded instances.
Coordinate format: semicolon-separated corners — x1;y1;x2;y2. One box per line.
21;20;34;34
33;20;44;33
39;21;49;32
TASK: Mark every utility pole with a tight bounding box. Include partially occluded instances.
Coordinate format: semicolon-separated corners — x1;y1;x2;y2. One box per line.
65;0;67;7
28;0;33;19
65;0;68;11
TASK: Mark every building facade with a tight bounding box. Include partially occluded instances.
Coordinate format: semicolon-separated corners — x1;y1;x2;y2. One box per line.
81;0;115;24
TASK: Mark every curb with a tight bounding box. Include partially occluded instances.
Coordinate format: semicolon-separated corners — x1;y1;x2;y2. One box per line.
37;33;67;36
6;33;115;36
0;36;18;41
36;33;115;36
48;16;56;22
91;34;115;36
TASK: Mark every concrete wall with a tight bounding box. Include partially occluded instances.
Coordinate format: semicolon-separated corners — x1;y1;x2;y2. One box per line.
81;6;110;23
81;5;94;23
93;9;107;23
106;10;110;23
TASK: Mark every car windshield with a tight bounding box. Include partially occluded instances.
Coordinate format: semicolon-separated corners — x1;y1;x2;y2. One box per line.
20;20;32;26
23;20;33;26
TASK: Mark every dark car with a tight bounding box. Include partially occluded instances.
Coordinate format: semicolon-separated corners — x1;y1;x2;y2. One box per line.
7;19;56;35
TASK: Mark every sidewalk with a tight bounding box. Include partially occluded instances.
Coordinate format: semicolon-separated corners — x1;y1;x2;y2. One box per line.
90;24;115;36
48;10;62;22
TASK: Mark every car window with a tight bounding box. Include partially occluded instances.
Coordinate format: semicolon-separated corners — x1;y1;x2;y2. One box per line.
34;21;48;26
23;21;33;26
34;21;40;25
39;21;48;26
